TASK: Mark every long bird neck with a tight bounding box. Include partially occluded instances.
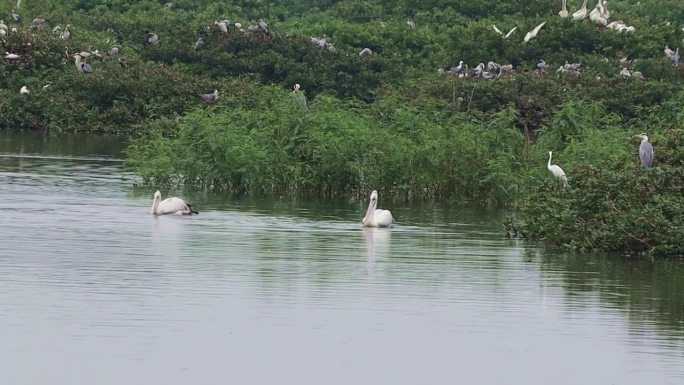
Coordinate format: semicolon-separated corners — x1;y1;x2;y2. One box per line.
150;197;160;215
548;153;553;168
364;199;377;223
581;0;589;8
562;0;567;10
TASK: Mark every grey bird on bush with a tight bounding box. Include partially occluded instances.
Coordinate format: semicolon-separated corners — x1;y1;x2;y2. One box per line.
199;90;219;103
146;32;159;44
194;37;204;51
631;133;654;168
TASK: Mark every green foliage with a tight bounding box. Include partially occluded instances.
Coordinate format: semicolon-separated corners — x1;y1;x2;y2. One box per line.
513;129;684;257
2;0;684;256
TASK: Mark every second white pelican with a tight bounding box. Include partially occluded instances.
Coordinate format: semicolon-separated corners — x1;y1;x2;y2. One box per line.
150;190;198;215
362;190;393;228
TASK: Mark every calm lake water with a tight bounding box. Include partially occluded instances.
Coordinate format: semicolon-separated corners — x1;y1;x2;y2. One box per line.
1;131;683;385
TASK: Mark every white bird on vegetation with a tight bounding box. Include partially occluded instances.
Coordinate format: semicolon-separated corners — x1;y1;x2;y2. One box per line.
0;20;7;31
590;2;608;27
559;0;569;17
547;151;568;187
407;18;416;29
11;9;20;23
572;0;590;21
524;21;546;43
664;45;674;59
601;0;610;19
19;85;29;94
359;47;373;56
619;67;631;82
214;20;228;34
492;25;517;39
150;191;198;216
291;84;308;109
4;52;21;60
631;133;654;168
362;190;393;228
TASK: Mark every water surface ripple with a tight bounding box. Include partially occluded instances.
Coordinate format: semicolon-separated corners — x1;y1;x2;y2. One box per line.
1;132;682;385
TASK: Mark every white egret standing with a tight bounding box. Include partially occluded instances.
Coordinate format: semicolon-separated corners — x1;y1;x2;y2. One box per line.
664;45;674;59
19;85;29;94
524;21;546;43
362;190;393;228
572;0;590;21
150;191;198;215
632;133;654;168
547;151;568;187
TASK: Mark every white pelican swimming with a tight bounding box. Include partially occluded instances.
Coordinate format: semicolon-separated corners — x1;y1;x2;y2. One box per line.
150;190;198;215
362;190;393;228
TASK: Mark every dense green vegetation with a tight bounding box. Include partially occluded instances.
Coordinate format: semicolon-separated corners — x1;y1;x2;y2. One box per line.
1;0;683;256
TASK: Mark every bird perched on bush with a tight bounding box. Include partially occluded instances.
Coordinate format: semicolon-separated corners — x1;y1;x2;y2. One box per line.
199;90;219;103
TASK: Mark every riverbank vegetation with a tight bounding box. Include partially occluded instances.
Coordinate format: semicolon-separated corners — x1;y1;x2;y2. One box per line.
2;0;683;256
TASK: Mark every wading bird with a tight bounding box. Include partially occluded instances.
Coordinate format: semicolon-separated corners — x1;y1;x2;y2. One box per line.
19;85;29;94
524;21;546;43
150;190;198;216
632;133;654;168
547;151;568;187
291;84;308;109
664;45;674;59
619;67;631;83
671;48;680;66
73;54;92;73
198;89;219;103
572;0;589;21
4;52;20;60
407;18;415;29
11;9;20;23
362;190;393;228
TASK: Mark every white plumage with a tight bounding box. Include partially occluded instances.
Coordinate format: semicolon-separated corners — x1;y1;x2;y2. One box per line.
362;190;393;228
150;190;198;215
547;151;568;187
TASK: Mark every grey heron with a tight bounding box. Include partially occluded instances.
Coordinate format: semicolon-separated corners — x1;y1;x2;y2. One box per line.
291;84;308;109
199;90;219;103
671;48;680;66
359;47;373;56
108;46;119;55
193;37;204;51
146;32;159;44
632;134;654;168
257;20;268;34
31;17;45;28
11;9;20;23
547;151;568;187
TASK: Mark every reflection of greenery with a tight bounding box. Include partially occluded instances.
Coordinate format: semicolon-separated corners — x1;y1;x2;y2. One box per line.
539;252;684;342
